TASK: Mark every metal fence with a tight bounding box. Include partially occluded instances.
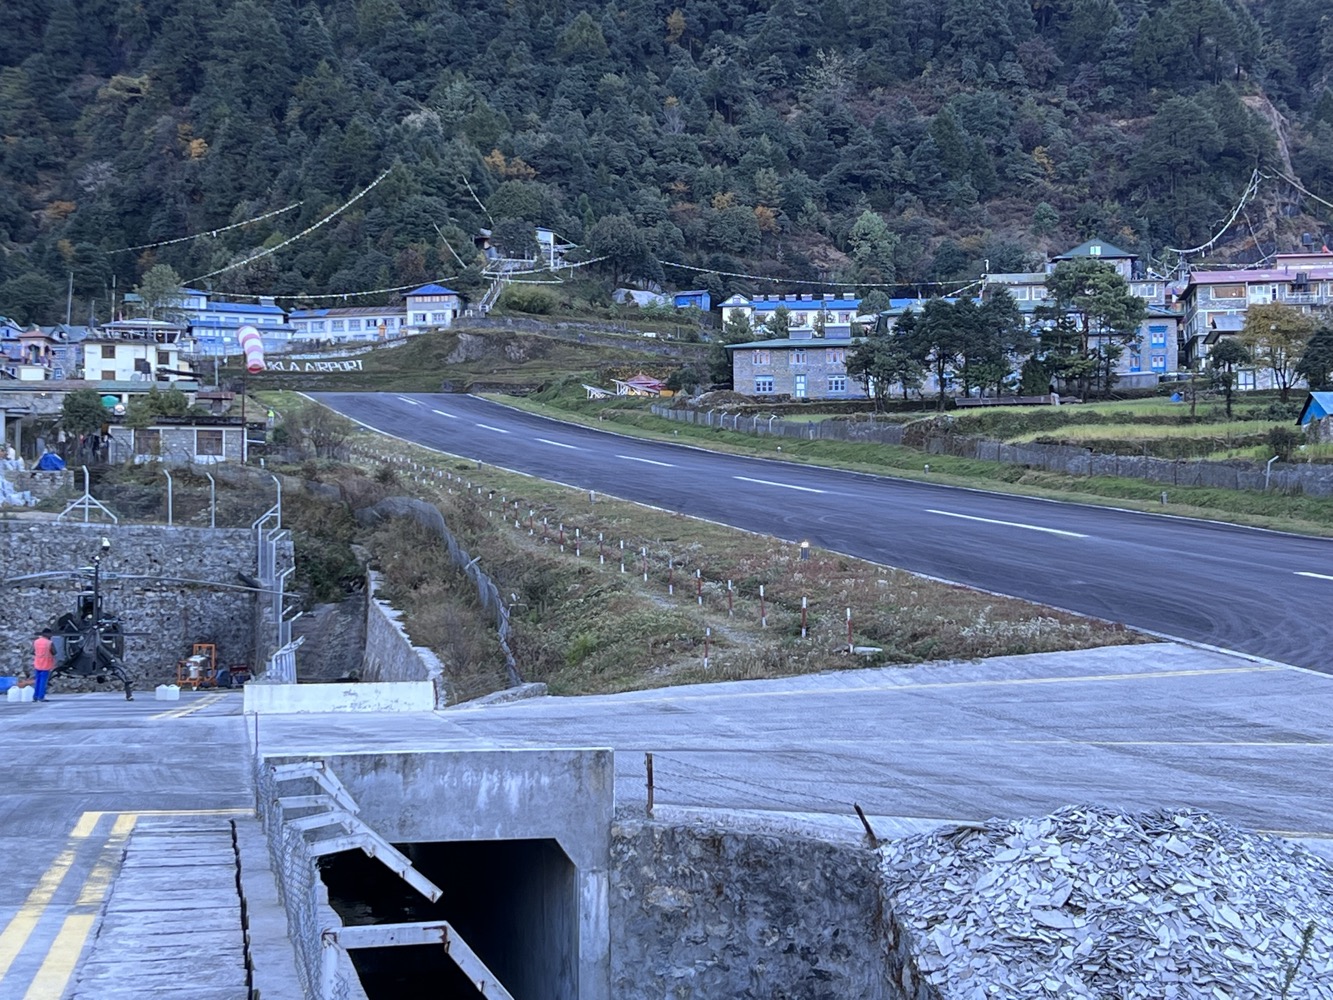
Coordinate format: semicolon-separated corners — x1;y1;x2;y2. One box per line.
649;405;1333;497
357;497;521;686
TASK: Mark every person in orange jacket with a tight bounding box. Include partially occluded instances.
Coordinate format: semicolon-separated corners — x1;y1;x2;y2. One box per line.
32;629;55;701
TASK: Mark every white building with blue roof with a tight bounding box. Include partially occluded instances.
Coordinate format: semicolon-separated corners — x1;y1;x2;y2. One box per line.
720;293;868;338
289;283;462;345
173;289;295;356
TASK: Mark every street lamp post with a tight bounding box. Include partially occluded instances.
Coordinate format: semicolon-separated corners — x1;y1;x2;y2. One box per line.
90;535;111;621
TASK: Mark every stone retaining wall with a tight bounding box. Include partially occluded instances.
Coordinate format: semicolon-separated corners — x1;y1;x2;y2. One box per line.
610;817;937;1000
0;521;274;688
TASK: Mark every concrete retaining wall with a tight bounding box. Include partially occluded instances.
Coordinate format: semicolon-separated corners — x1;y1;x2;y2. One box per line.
242;680;434;714
296;748;614;1000
610;817;939;1000
0;521;274;687
360;570;446;706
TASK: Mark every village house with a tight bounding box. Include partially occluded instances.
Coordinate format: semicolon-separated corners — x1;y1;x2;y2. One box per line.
725;325;867;401
982;238;1182;389
720;293;867;339
84;321;194;384
288;305;409;345
1180;252;1333;389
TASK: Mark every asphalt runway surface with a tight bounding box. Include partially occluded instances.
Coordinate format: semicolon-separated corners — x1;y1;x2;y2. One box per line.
313;391;1333;671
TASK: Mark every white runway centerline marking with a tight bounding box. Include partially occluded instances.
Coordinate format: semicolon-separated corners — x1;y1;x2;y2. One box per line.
474;423;510;434
1295;571;1333;582
395;395;421;405
733;476;826;494
926;509;1088;538
430;408;458;419
538;438;579;450
617;454;674;467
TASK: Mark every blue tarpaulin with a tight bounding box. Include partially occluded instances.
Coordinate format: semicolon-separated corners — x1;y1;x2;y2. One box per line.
35;452;66;471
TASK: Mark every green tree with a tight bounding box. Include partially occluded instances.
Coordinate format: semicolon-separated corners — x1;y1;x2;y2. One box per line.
0;272;60;324
1208;336;1251;418
557;11;609;60
1031;202;1059;237
1040;259;1147;398
908;299;971;410
858;289;892;316
848;210;897;282
1241;303;1315;401
588;215;656;286
1018;356;1049;396
61;388;107;437
1296;325;1333;390
847;326;925;408
762;305;791;338
133;264;185;322
710;309;758;386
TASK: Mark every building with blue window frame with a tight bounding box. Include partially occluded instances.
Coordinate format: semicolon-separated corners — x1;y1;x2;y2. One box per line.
982;239;1182;388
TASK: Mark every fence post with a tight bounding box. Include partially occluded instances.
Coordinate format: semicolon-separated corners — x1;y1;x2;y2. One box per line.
760;585;766;628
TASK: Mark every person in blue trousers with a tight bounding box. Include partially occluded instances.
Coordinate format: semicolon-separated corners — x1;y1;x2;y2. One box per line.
32;629;55;701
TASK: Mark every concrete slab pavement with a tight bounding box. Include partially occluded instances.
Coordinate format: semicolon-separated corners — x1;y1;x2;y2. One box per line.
2;641;1330;997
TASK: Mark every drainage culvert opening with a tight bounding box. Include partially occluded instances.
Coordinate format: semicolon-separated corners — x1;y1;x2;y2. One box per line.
321;838;578;1000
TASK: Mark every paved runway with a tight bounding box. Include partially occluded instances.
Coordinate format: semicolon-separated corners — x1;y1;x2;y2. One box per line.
315;391;1333;670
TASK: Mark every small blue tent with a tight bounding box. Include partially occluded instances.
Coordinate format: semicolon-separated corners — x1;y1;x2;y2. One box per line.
1296;392;1333;426
35;452;65;471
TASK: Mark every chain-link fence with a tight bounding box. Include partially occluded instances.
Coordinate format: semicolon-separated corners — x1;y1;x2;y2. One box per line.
649;405;1333;496
356;497;521;687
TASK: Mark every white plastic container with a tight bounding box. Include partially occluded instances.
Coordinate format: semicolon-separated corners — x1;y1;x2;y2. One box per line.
154;684;181;702
6;686;21;703
18;686;34;702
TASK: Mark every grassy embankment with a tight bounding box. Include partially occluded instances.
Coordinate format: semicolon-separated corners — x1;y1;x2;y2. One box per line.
234;324;703;394
260;391;1146;698
495;386;1333;538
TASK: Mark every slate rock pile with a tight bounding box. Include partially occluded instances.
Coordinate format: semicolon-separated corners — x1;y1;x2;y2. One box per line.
880;805;1333;999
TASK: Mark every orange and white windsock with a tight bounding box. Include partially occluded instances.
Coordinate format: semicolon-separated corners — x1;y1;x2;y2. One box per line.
238;325;265;373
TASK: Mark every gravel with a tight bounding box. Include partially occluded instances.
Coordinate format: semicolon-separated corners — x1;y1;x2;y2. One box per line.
880;805;1333;999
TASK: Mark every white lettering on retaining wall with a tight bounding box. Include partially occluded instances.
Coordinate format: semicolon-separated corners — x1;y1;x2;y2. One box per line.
264;359;365;373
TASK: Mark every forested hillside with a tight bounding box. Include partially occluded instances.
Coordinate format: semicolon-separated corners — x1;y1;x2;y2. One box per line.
1;0;1332;323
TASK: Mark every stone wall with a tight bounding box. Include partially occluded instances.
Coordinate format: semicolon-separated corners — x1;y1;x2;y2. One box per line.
610;816;938;1000
0;461;72;506
360;570;446;706
0;521;276;688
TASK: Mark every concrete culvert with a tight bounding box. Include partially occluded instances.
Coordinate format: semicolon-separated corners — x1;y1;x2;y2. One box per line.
321;838;579;999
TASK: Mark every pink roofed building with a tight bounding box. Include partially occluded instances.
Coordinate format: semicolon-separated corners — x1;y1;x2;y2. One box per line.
1181;252;1333;387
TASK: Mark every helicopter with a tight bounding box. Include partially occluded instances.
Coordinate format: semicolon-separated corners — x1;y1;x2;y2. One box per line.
49;601;135;700
45;537;138;700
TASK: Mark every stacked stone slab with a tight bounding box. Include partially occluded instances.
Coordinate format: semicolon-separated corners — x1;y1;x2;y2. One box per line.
880;805;1333;1000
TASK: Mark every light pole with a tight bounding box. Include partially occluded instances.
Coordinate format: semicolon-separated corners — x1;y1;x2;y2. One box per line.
91;535;111;621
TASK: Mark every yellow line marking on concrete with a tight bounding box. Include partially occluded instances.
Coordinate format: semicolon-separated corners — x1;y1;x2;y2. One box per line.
20;914;94;1000
0;811;106;983
18;814;134;999
150;691;230;721
69;813;101;839
73;815;134;909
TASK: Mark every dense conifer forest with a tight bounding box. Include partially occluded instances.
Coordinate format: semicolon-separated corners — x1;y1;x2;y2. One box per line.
2;0;1333;322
